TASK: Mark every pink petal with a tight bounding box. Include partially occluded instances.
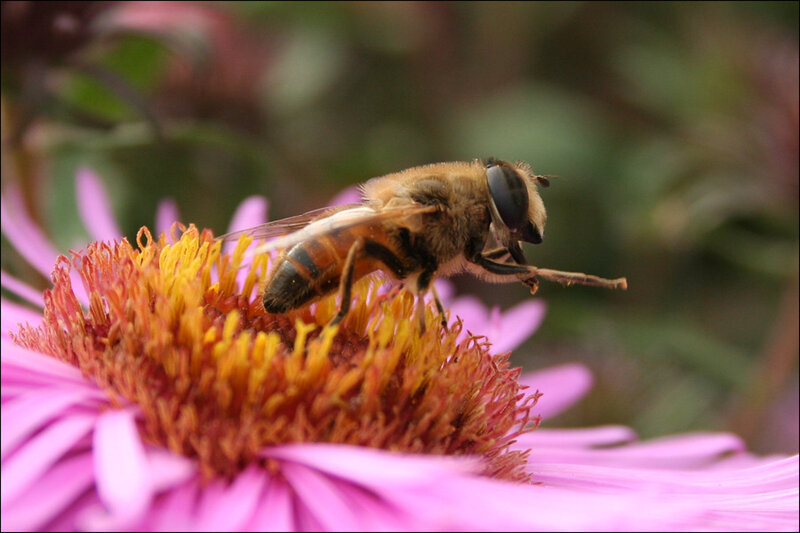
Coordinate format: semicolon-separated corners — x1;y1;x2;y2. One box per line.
293;498;325;532
246;476;295;532
683;455;799;493
223;196;269;257
528;453;799;531
383;470;695;531
490;299;546;353
145;448;196;492
0;370;102;402
146;481;199;531
0;187;88;304
328;186;362;207
526;441;747;471
582;432;747;468
0;187;64;279
333;481;414;530
225;196;268;232
1;341;87;385
520;363;593;419
75;167;122;241
0;452;94;531
1;388;100;458
432;278;455;301
518;425;638;449
1;413;96;506
264;443;480;487
0;271;43;307
194;466;266;530
447;296;545;353
154;198;181;237
1;298;43;338
93;409;151;522
281;462;362;531
700;490;800;532
448;295;488;335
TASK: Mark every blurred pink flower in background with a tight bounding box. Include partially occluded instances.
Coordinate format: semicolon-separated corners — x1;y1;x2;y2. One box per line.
1;169;797;531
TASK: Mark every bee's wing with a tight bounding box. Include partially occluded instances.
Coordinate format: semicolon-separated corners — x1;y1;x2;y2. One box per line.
216;203;361;243
229;203;438;256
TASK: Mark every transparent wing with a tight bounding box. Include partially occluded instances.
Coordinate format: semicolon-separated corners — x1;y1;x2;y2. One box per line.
228;203;438;256
216;203;360;243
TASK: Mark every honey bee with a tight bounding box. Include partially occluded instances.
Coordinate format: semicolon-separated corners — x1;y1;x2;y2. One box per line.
219;158;627;329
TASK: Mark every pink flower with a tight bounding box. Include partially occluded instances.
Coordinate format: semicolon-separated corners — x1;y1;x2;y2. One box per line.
1;169;797;531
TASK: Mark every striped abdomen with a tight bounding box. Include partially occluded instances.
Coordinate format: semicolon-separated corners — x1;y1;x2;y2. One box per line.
262;222;415;314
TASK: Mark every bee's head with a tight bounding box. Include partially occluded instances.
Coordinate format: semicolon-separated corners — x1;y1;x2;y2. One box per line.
484;159;548;254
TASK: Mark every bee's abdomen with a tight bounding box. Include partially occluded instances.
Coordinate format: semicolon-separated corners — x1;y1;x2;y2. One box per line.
262;242;336;313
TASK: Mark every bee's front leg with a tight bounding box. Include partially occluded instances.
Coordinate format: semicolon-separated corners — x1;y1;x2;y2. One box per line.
482;246;512;261
521;275;539;295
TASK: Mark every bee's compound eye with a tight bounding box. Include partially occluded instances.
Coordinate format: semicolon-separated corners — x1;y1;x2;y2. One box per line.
487;164;529;230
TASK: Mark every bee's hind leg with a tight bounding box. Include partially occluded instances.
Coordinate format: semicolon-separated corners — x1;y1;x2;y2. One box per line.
431;283;448;329
329;237;365;327
415;294;427;333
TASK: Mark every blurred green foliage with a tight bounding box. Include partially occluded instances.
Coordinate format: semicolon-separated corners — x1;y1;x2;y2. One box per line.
2;1;797;454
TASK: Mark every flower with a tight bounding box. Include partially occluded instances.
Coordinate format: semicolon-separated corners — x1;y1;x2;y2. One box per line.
2;169;798;531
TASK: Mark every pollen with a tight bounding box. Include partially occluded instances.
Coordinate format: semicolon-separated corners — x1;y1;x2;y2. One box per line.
12;226;540;481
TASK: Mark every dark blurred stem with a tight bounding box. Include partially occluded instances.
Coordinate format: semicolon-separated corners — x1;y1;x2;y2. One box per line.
728;266;799;442
70;60;163;140
1;93;51;288
1;93;42;223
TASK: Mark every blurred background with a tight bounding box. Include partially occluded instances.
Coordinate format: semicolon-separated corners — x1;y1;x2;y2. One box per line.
2;1;797;454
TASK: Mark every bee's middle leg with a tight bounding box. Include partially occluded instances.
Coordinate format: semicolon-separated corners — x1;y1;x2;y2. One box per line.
330;237;366;326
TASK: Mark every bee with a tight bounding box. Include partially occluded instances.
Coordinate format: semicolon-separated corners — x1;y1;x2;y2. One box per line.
219;158;627;330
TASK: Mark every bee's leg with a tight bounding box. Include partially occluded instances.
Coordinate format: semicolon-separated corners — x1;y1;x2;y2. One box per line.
471;253;531;276
469;241;626;292
329;237;366;326
415;293;427;333
430;284;448;329
483;246;512;261
412;268;444;333
468;244;536;291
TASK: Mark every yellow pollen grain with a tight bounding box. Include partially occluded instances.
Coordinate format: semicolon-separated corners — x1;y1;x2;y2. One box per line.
290;320;316;360
247;333;278;401
214;311;241;378
332;366;363;398
202;241;221;288
218;236;253;295
222;310;240;341
374;310;396;347
222;333;252;390
304;325;337;382
379;320;408;390
260;331;280;369
203;323;218;345
242;253;267;300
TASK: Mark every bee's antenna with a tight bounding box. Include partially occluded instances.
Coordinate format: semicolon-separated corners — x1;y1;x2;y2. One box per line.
535;174;557;188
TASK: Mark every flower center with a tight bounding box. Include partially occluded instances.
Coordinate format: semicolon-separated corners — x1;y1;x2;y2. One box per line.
13;226;539;480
